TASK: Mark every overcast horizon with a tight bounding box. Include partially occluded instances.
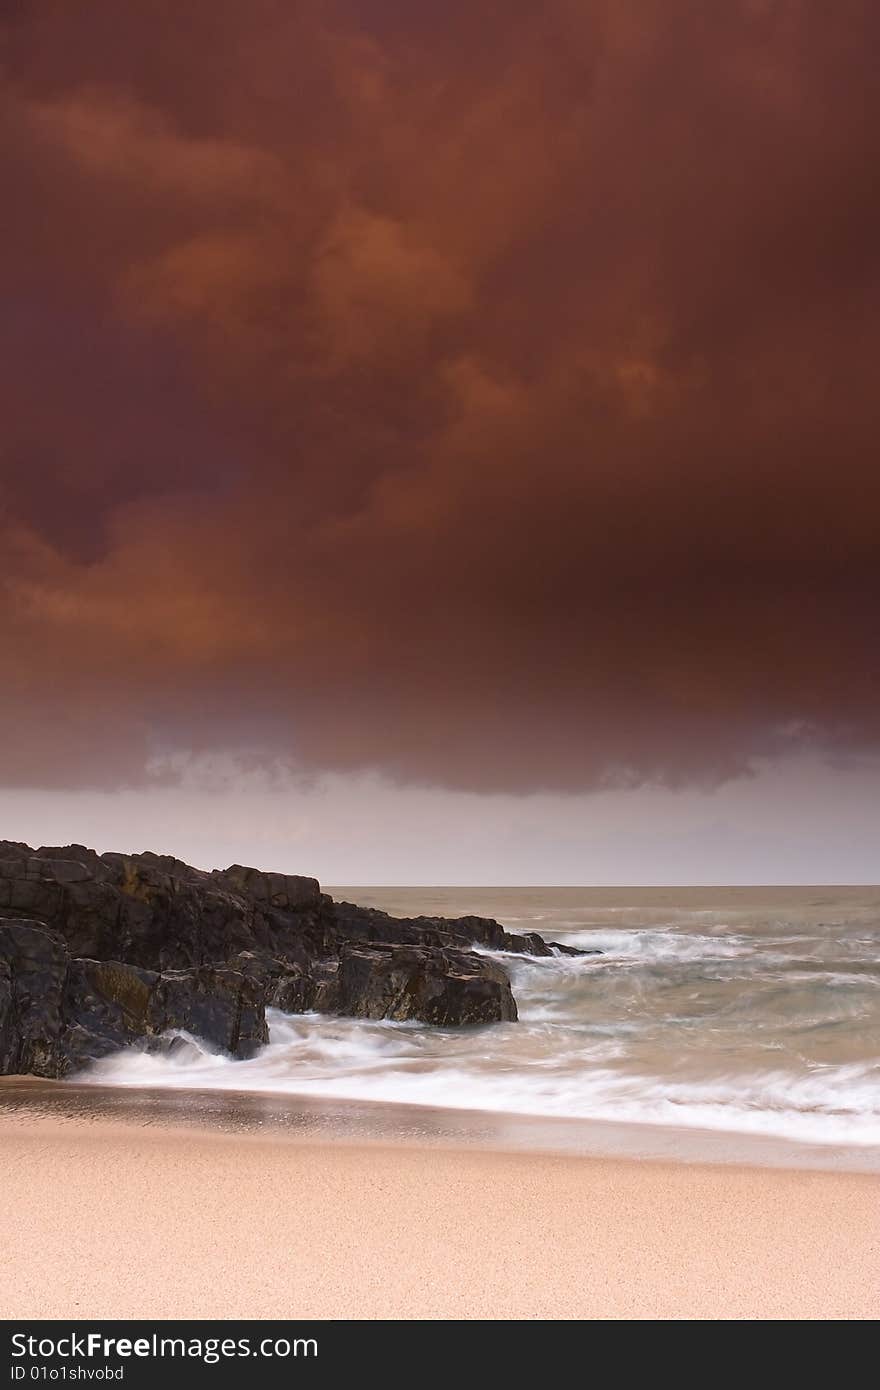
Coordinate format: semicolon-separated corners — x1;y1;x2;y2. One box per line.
4;752;879;886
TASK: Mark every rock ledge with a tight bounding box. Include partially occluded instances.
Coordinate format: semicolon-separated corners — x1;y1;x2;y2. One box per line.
0;841;599;1076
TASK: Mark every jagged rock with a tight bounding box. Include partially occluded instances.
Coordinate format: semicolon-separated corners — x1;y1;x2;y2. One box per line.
59;958;160;1070
152;967;268;1057
213;863;323;912
66;957;157;1036
263;962;322;1014
0;934;271;1073
0;866;65;924
329;942;518;1024
327;902;593;957
0;841;599;1076
0;920;68;1077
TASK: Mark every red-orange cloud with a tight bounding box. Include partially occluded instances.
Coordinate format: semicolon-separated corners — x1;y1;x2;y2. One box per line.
2;0;879;791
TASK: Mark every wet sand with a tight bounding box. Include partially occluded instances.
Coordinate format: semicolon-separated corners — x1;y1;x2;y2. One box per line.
2;1113;878;1320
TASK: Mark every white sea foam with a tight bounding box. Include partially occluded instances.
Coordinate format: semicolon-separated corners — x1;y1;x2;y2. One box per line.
85;1011;880;1146
76;888;880;1151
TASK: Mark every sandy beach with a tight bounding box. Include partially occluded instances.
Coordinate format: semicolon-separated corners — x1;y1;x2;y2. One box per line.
2;1115;877;1320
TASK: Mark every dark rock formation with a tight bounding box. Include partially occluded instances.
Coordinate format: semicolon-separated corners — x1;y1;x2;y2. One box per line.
329;943;517;1025
0;920;68;1077
0;840;598;1077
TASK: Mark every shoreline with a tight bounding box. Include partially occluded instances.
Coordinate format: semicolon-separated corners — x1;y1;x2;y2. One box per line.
2;1109;878;1320
3;1076;880;1175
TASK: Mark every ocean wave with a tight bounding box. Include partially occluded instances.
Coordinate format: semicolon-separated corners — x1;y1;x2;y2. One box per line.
550;928;754;960
80;1009;880;1148
72;893;880;1153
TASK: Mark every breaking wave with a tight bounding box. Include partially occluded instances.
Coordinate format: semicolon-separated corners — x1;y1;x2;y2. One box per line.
81;890;880;1151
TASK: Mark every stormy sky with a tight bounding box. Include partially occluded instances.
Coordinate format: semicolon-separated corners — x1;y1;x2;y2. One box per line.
2;2;879;880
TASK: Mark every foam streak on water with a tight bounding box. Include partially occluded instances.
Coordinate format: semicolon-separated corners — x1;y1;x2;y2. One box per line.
82;886;880;1150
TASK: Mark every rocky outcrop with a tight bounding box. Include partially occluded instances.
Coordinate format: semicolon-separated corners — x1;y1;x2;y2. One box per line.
0;923;273;1076
0;840;598;1077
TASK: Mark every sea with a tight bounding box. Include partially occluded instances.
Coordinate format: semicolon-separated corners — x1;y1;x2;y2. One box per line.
7;887;879;1168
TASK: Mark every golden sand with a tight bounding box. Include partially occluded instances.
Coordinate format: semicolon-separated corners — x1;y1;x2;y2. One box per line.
2;1116;877;1320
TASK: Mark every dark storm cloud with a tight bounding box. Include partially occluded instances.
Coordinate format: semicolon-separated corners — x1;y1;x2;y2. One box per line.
2;0;879;791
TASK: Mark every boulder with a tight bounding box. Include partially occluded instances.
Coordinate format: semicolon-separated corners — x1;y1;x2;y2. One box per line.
152;966;269;1057
60;958;160;1068
330;942;518;1025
